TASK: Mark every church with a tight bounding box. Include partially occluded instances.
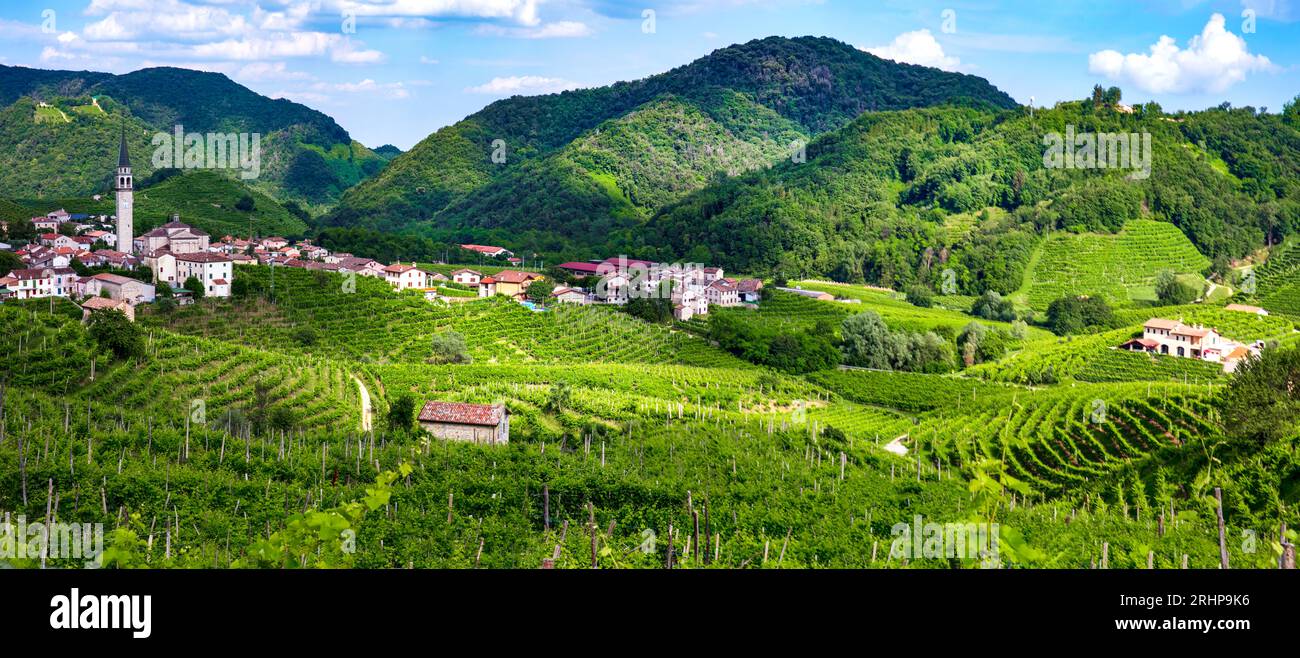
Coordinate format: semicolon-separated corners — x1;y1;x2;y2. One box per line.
114;128;233;297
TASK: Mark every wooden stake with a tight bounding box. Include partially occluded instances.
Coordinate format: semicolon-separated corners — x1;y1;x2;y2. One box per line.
1214;487;1228;569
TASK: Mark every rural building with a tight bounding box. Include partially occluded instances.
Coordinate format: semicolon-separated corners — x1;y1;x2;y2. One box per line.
1123;318;1263;372
82;272;155;305
81;296;135;322
491;270;543;300
451;269;482;286
417;401;509;444
550;287;588;304
384;263;432;291
460;244;512;258
737;279;764;303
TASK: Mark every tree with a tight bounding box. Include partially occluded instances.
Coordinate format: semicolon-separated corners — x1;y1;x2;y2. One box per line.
1222;347;1300;446
1045;295;1113;335
840;311;894;370
154;283;176;314
87;309;143;360
182;276;205;299
970;291;1015;322
430;330;471;364
546;382;572;413
235;194;256;212
1155;270;1199;305
905;284;933;308
386;394;417;434
526;278;556;303
0;250;23;277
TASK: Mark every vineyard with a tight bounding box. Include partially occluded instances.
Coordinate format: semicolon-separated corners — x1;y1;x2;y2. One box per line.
142;266;747;368
1250;240;1300;317
0;259;1293;571
1021;220;1211;310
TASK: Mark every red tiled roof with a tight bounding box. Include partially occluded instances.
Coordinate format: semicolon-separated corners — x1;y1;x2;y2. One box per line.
493;270;540;284
450;268;481;276
417;401;504;427
460;244;508;254
480;277;496;285
558;261;603;274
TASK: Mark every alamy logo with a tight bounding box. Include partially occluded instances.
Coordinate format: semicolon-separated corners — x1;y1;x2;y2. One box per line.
50;589;151;639
151;125;261;180
1;515;103;567
1043;124;1151;180
890;515;1000;567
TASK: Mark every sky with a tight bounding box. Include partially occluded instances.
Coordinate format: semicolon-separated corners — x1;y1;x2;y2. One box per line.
0;0;1296;150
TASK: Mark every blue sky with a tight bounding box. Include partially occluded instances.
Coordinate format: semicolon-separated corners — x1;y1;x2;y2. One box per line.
0;1;1296;149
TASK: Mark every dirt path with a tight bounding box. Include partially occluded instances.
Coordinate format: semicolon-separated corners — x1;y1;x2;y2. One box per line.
352;375;373;432
884;434;909;456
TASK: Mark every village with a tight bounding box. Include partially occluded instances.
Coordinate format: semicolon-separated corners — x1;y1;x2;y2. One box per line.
0;131;764;328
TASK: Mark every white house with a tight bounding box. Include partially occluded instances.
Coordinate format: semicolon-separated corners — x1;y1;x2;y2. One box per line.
135;218;210;255
451;269;482;286
384;263;431;291
550;287;588;305
9;267;77;299
1122;318;1262;373
176;252;234;297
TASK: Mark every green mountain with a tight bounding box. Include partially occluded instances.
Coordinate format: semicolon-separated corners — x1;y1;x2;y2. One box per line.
640;100;1300;294
0;65;388;208
10;169;308;239
324;36;1017;236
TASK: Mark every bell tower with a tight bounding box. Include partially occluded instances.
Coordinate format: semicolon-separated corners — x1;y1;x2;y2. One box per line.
115;126;134;253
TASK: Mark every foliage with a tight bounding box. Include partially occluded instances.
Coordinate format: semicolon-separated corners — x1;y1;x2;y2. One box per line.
87;308;143;360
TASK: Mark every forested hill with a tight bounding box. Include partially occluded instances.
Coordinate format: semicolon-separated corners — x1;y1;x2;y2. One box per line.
323;36;1017;236
0;65;388;208
635;99;1300;293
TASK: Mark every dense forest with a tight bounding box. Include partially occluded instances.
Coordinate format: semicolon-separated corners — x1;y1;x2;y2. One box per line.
0;64;388;207
323;36;1017;234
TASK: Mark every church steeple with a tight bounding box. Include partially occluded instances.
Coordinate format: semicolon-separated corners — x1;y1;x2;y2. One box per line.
118;126;131;168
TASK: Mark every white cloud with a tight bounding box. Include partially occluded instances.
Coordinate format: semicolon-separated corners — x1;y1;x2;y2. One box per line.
419;56;441;64
313;78;411;99
327;0;542;26
466;75;585;95
476;21;592;38
861;29;960;71
1088;14;1273;94
235;61;313;82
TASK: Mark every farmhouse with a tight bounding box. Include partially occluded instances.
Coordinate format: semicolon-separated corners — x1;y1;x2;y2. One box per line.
80;296;134;322
384;263;432;291
82;273;155;305
451;269;482;286
1122;318;1263;372
460;244;512;258
737;279;764;303
417;401;509;445
551;287;588;305
491;270;543;300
